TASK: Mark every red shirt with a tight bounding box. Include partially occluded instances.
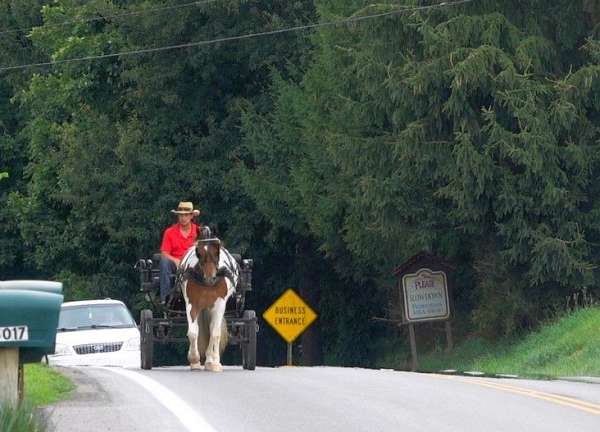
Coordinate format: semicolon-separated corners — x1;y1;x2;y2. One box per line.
160;223;200;259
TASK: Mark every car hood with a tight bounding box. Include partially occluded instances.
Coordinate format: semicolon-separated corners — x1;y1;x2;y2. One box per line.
56;327;140;345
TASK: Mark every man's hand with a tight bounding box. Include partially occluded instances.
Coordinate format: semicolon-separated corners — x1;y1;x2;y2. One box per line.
161;252;181;267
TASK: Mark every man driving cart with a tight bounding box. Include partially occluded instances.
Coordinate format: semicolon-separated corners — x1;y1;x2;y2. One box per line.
159;201;202;304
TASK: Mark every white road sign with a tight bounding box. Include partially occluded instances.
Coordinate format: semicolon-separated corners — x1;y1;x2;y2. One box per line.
402;268;449;322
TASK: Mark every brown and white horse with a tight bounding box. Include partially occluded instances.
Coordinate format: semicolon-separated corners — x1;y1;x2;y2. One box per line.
179;238;239;371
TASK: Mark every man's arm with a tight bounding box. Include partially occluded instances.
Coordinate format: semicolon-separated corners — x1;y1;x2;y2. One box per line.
160;228;180;266
161;251;180;267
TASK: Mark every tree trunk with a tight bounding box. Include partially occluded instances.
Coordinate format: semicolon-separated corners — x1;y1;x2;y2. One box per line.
297;239;323;365
584;0;600;25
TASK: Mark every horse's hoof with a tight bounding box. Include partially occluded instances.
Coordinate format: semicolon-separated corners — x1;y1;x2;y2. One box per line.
190;363;203;371
204;362;223;372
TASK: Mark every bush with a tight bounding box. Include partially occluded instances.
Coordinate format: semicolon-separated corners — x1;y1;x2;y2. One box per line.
471;254;531;337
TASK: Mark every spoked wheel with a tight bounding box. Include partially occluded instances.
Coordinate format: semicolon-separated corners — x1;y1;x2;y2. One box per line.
241;310;257;371
140;309;154;370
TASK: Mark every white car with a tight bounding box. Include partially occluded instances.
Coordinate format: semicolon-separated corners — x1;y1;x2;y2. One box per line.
48;299;141;368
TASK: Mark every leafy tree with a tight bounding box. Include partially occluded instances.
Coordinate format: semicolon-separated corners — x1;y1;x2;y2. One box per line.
7;0;319;363
5;0;600;367
0;0;49;278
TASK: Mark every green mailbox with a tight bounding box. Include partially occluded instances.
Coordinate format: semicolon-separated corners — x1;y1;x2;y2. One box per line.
0;280;63;363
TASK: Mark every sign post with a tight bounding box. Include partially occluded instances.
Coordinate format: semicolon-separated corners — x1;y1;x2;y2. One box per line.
445;321;453;352
393;252;454;371
408;323;418;372
0;348;19;406
263;288;318;366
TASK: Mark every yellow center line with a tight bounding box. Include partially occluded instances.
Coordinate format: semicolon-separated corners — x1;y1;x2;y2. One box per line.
432;374;600;416
471;378;600;410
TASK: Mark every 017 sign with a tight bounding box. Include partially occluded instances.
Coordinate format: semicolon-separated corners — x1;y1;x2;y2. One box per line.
402;269;450;323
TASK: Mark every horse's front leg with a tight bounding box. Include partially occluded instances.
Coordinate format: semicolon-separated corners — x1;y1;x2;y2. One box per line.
204;297;226;372
187;312;202;370
183;284;202;370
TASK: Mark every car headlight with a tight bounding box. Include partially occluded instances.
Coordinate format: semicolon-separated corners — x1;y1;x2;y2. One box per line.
122;337;140;351
53;343;73;356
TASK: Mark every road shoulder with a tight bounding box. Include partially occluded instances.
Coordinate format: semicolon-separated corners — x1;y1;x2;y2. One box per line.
43;366;183;432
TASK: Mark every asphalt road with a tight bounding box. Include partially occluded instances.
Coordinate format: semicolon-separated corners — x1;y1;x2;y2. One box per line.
47;366;600;432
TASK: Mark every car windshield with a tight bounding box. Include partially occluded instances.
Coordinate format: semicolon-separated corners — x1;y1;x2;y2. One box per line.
58;304;136;331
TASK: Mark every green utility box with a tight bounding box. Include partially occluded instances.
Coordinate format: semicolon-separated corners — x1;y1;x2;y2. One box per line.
0;280;63;363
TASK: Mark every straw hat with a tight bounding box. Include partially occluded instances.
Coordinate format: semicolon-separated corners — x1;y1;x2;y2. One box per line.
171;201;200;216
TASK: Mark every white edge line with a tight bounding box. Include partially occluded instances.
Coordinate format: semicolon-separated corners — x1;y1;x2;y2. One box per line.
101;367;218;432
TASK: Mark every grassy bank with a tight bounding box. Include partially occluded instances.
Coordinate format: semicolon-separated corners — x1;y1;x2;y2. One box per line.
24;363;74;406
0;364;73;432
419;307;600;378
0;401;49;432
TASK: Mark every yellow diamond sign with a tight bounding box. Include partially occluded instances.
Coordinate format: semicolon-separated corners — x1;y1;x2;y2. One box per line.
262;288;318;343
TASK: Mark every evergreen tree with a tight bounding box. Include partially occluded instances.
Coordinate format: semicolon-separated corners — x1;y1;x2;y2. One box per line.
242;0;600;337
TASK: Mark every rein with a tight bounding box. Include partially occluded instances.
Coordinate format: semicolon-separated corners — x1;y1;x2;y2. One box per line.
185;265;234;287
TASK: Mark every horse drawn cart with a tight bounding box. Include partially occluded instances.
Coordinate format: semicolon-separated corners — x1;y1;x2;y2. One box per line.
134;244;258;371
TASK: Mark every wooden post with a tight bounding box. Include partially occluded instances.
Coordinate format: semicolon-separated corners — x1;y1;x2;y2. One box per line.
287;342;293;366
445;321;453;352
18;362;24;402
0;348;19;406
408;323;418;371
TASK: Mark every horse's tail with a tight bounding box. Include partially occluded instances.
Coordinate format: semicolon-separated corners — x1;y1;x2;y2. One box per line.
197;309;228;362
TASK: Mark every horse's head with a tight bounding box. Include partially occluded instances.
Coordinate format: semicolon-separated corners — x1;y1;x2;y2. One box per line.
195;239;221;285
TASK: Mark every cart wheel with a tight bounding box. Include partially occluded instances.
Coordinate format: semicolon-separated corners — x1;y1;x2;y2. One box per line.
242;310;257;370
140;309;154;370
240;310;254;367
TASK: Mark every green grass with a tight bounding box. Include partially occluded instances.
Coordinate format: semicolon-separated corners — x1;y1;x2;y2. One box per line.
24;363;75;406
0;364;73;432
0;401;50;432
419;307;600;378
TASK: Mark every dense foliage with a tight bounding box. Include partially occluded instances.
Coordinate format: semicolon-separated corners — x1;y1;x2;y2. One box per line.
1;0;600;367
241;0;600;339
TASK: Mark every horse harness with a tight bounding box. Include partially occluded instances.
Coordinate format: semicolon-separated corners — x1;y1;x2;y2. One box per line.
183;266;236;288
174;240;239;313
